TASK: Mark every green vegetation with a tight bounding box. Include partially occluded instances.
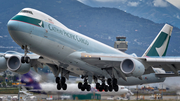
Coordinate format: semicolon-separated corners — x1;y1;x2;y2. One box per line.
0;88;18;94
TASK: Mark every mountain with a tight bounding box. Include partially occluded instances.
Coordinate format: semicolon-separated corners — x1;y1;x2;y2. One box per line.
78;0;180;29
0;0;180;56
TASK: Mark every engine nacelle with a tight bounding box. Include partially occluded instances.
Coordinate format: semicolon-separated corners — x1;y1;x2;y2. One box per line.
7;56;31;74
120;58;145;77
0;57;8;72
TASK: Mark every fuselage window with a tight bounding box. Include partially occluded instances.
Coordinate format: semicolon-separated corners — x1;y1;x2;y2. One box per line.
20;10;33;15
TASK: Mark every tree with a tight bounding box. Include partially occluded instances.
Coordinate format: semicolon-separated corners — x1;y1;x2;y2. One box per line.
2;82;6;87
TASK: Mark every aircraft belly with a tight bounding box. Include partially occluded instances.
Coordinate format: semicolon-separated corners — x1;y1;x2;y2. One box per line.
66;56;110;77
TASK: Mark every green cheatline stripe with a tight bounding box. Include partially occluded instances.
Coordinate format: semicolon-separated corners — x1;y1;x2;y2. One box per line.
146;32;170;56
11;15;44;27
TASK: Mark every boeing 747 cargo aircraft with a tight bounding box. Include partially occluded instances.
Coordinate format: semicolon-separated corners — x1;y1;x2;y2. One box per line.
1;8;180;92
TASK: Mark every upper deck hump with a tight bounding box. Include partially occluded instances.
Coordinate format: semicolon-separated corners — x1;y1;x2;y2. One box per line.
17;8;68;30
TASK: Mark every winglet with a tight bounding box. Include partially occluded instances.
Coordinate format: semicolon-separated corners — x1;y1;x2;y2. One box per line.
142;24;173;57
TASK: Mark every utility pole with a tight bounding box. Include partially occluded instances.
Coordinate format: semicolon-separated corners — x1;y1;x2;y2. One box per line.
17;76;21;101
136;85;138;100
161;84;163;100
18;81;20;101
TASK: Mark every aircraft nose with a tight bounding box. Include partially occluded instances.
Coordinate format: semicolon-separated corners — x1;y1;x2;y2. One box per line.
7;20;19;31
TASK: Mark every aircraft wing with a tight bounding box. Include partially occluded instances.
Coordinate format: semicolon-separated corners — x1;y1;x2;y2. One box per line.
140;57;180;75
81;52;180;76
80;52;136;80
2;51;40;59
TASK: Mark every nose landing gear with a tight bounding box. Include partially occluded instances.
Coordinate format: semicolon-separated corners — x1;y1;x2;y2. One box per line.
21;45;30;64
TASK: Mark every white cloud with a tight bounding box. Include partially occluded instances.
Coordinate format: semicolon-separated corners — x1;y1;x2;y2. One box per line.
128;2;139;7
153;0;168;7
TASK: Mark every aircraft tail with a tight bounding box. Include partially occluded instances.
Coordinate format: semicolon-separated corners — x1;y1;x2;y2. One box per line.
21;71;41;90
142;24;173;57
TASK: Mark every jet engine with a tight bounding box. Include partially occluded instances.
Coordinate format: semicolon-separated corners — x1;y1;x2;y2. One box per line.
0;57;8;72
7;56;31;74
120;58;145;77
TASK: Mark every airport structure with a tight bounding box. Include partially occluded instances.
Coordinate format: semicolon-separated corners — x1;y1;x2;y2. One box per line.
114;36;128;52
72;93;101;100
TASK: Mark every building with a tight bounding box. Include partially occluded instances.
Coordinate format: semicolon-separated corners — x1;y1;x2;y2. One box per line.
114;36;128;52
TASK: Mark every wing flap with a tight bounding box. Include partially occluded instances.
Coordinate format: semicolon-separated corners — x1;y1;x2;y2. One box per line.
155;73;180;78
138;57;180;73
146;58;180;63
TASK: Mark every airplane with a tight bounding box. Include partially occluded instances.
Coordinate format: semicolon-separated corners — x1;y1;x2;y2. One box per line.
1;7;180;92
20;70;129;95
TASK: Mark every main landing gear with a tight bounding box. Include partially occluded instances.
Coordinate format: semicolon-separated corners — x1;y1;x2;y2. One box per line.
78;77;91;91
56;76;67;90
21;45;30;64
78;76;119;92
96;78;119;92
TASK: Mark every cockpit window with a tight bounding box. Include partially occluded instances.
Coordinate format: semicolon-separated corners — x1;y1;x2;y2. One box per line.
20;10;33;15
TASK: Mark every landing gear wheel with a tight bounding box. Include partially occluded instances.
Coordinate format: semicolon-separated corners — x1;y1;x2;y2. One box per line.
99;86;103;92
107;78;111;85
96;83;100;89
25;57;30;63
56;77;60;84
57;84;61;90
21;56;25;63
102;83;105;89
62;84;67;90
78;82;82;89
81;85;85;91
87;85;91;91
104;85;108;92
113;78;117;85
61;77;66;84
108;85;113;92
114;85;119;92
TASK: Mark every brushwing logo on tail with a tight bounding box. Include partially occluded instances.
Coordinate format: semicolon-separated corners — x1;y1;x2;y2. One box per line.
155;33;169;57
146;32;170;57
